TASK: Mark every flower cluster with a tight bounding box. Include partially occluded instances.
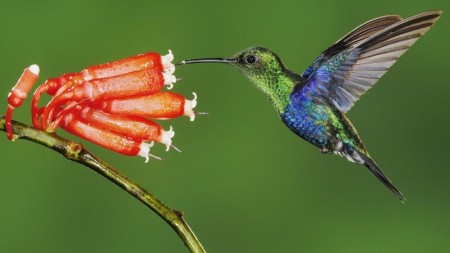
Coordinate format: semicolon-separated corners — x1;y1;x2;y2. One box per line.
6;51;198;162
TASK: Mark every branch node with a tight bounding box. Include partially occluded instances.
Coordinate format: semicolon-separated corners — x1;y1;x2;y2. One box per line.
66;142;83;159
10;133;19;141
174;209;185;219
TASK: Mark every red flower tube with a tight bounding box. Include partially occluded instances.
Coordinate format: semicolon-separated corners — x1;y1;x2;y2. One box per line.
93;92;198;121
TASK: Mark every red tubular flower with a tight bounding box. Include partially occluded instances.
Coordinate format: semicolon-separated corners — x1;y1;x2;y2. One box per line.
93;92;198;121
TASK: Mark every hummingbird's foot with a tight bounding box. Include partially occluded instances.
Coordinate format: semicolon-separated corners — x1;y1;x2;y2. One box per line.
319;147;332;154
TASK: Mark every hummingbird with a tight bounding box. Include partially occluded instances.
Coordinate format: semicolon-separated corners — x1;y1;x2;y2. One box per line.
178;11;441;202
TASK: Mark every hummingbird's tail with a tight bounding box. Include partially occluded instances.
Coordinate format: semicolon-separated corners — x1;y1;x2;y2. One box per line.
359;153;406;203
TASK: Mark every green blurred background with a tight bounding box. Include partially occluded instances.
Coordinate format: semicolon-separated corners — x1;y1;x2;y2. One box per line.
1;1;449;252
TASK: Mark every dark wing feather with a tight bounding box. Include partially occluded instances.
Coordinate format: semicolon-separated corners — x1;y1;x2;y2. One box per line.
302;14;402;79
302;10;441;113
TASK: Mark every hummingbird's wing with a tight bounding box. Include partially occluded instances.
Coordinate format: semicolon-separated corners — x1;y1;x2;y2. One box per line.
301;11;441;113
302;14;402;79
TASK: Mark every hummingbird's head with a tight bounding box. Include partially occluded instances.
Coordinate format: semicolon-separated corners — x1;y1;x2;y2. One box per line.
229;47;287;87
178;47;297;113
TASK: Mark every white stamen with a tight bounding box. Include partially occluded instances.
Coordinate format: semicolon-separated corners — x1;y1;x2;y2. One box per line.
161;49;175;74
149;153;163;161
159;126;175;151
138;141;163;163
183;92;198;121
170;145;182;153
28;64;40;75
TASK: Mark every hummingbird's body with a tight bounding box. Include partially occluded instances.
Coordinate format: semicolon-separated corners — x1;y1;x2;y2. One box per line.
179;11;442;202
283;85;365;158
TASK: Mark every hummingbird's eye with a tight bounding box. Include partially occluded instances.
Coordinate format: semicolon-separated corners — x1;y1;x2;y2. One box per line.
245;55;258;64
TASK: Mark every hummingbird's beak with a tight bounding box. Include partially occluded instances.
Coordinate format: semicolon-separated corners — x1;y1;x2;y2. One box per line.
176;58;236;65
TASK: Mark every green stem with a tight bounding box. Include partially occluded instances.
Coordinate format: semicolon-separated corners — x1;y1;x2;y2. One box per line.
0;116;206;253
